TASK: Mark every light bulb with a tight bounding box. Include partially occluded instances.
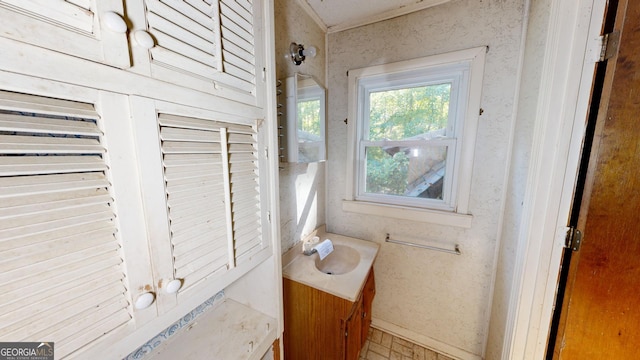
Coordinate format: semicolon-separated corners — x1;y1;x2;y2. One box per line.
303;46;317;58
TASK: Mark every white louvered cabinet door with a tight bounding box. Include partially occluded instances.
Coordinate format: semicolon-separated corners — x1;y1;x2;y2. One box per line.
131;98;271;314
0;76;155;358
127;0;265;106
0;0;130;68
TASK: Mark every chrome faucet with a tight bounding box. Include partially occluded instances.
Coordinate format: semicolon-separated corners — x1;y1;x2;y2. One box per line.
302;247;317;256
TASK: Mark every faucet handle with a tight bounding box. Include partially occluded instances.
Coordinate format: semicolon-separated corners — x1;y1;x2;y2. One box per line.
302;235;321;255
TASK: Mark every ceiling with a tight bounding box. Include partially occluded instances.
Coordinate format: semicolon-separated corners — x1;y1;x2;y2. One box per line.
300;0;451;33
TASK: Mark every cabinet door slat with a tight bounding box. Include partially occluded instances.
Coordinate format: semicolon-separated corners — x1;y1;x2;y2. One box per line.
172;228;226;256
0;135;103;154
151;45;218;80
0;173;109;198
184;0;214;14
174;240;227;269
221;56;255;83
0;113;102;136
0;156;107;176
147;5;213;47
0;188;110;216
149;0;214;31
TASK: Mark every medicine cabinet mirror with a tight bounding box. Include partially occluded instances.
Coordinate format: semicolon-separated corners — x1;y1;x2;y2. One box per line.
285;73;326;163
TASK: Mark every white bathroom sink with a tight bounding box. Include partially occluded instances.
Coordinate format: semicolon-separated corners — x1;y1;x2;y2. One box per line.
282;226;379;302
314;244;360;275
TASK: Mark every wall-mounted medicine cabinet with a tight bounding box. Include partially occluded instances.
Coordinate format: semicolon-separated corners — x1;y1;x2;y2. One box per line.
285;73;326;163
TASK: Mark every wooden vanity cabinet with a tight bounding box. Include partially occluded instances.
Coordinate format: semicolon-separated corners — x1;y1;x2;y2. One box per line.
283;268;375;360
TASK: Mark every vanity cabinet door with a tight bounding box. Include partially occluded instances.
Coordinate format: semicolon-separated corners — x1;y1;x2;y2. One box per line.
361;269;375;341
0;0;130;68
344;297;363;360
283;278;354;360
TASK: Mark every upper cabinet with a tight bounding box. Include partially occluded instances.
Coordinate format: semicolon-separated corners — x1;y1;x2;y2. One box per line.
0;0;131;68
0;0;266;106
128;0;265;106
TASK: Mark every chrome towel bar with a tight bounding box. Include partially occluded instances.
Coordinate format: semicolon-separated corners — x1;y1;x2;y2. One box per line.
385;233;461;255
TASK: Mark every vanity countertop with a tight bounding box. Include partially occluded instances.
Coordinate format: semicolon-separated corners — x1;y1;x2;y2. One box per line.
282;226;379;302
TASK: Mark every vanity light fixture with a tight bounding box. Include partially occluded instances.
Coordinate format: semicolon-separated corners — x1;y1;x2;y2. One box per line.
287;42;317;65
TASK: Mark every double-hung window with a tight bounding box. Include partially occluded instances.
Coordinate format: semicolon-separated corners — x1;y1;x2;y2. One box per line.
345;47;486;226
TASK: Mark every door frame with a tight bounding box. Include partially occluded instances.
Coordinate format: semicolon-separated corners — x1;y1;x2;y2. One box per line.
501;0;607;359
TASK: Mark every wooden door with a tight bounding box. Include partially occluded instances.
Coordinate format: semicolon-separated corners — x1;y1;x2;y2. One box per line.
554;0;640;358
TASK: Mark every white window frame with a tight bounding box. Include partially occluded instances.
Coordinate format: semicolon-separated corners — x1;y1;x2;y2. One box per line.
344;47;486;227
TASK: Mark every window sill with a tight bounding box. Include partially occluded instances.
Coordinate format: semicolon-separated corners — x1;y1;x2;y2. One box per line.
342;200;473;228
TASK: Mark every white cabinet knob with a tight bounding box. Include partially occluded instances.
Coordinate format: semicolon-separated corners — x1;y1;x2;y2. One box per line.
102;12;128;33
134;30;155;49
134;292;155;310
165;279;182;294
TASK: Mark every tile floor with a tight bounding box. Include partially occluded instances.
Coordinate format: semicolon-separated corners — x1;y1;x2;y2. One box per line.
359;327;455;360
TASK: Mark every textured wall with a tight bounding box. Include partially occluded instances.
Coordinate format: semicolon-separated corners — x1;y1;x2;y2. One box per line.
485;0;553;358
274;0;327;252
325;0;525;357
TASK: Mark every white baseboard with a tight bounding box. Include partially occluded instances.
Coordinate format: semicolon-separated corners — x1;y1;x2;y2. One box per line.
371;318;482;360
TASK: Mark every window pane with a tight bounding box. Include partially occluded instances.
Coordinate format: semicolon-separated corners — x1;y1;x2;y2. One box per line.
364;145;447;199
368;83;451;141
297;99;321;137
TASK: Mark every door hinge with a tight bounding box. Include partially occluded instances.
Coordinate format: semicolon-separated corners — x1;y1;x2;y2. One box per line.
565;226;583;252
599;31;620;62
